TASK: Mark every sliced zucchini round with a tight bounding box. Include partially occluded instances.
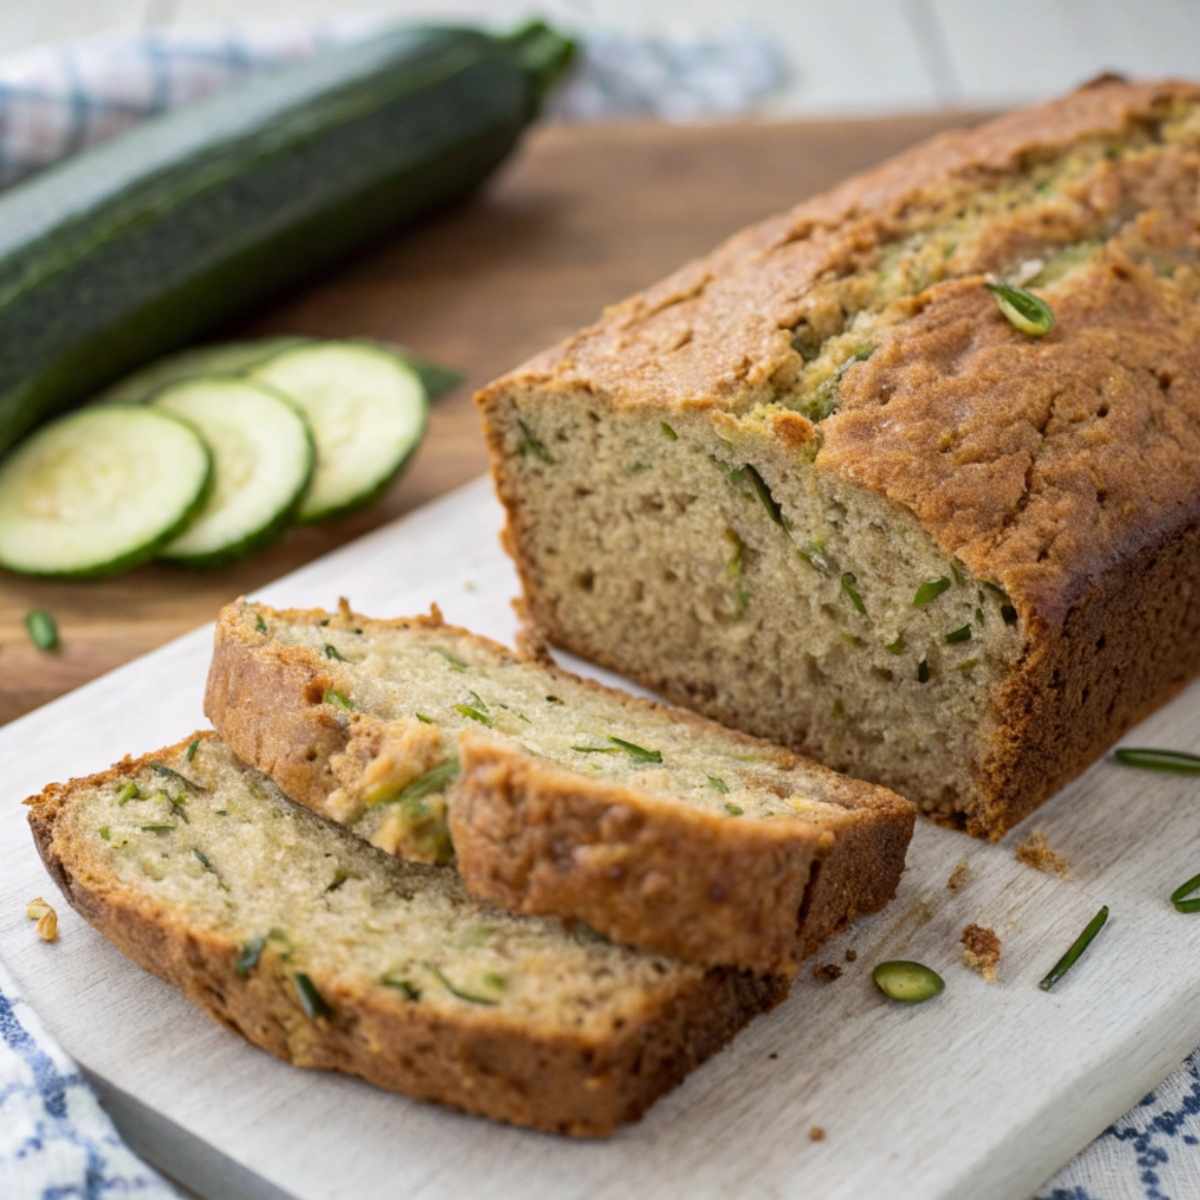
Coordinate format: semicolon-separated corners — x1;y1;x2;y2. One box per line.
250;343;428;522
0;407;211;577
154;378;315;566
96;338;309;406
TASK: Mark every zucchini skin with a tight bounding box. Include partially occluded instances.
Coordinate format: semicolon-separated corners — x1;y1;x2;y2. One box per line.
0;25;564;457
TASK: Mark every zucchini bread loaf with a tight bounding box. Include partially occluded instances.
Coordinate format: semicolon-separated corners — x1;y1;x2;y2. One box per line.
204;600;913;973
27;734;786;1135
477;76;1200;839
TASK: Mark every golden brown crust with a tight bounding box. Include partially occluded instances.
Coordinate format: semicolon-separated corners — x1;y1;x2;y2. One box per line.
477;78;1200;839
25;736;788;1137
205;602;913;973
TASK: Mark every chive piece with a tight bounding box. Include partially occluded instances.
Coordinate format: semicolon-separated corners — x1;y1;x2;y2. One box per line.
1113;748;1200;775
917;659;931;683
433;647;468;672
254;613;268;634
381;974;421;1000
724;802;745;817
798;542;835;575
743;465;785;526
945;625;972;644
185;739;199;763
428;964;500;1006
323;688;353;711
371;758;460;809
608;736;663;764
985;281;1055;337
707;775;730;794
414;712;434;724
235;936;266;977
872;961;945;1004
840;573;867;616
454;690;493;727
1170;873;1200;913
323;643;346;662
24;609;59;652
140;823;175;834
294;972;332;1019
149;763;207;793
517;418;554;464
912;578;952;607
1039;906;1109;991
884;635;905;655
117;782;140;806
99;826;111;841
660;421;678;441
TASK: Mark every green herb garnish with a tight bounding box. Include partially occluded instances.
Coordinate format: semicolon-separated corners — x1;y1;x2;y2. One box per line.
917;659;931;683
724;802;745;816
1039;905;1109;991
1113;748;1200;775
742;464;785;526
872;960;944;1004
985;281;1055;337
323;689;354;711
371;758;460;809
608;737;663;764
912;578;952;607
517;418;554;464
149;763;207;793
116;782;140;806
294;972;332;1019
453;690;493;727
235;936;266;977
840;573;867;616
428;964;500;1006
1170;873;1200;913
945;625;972;644
24;609;58;652
660;421;678;441
381;974;421;1000
433;647;468;672
323;643;346;661
707;775;730;794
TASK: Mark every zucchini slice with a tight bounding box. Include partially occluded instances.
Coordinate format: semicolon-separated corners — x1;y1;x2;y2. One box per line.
97;338;306;406
0;407;211;577
251;343;428;522
154;378;315;566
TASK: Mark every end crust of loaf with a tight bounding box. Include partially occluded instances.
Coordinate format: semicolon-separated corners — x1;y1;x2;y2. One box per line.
25;734;788;1137
204;601;914;974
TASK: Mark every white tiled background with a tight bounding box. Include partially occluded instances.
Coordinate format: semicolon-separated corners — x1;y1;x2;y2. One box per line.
5;0;1198;115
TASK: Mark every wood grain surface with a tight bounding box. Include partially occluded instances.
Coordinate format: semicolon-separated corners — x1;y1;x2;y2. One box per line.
0;112;980;725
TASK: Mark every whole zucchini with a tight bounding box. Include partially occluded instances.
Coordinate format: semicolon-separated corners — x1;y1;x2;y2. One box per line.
0;21;572;456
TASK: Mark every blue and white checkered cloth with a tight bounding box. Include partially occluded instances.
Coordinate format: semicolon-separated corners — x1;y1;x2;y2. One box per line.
2;21;1199;1200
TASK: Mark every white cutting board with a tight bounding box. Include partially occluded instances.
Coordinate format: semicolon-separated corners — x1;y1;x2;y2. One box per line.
3;475;1199;1200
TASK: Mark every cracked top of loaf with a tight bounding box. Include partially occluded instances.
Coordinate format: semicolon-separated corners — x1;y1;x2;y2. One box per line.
484;77;1200;626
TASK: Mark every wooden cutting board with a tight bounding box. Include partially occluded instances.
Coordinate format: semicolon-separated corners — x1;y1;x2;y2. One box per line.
0;112;980;725
3;477;1200;1200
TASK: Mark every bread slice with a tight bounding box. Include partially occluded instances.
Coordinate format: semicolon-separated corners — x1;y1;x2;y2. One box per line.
204;600;914;974
475;78;1200;839
26;733;787;1136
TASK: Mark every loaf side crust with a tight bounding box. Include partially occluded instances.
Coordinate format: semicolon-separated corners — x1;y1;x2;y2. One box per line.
204;601;913;972
25;734;788;1137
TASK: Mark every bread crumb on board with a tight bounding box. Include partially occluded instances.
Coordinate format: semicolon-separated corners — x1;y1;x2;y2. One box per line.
845;948;857;963
809;1126;827;1143
812;963;843;983
1014;830;1071;878
946;860;971;892
26;896;58;942
961;924;1002;982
